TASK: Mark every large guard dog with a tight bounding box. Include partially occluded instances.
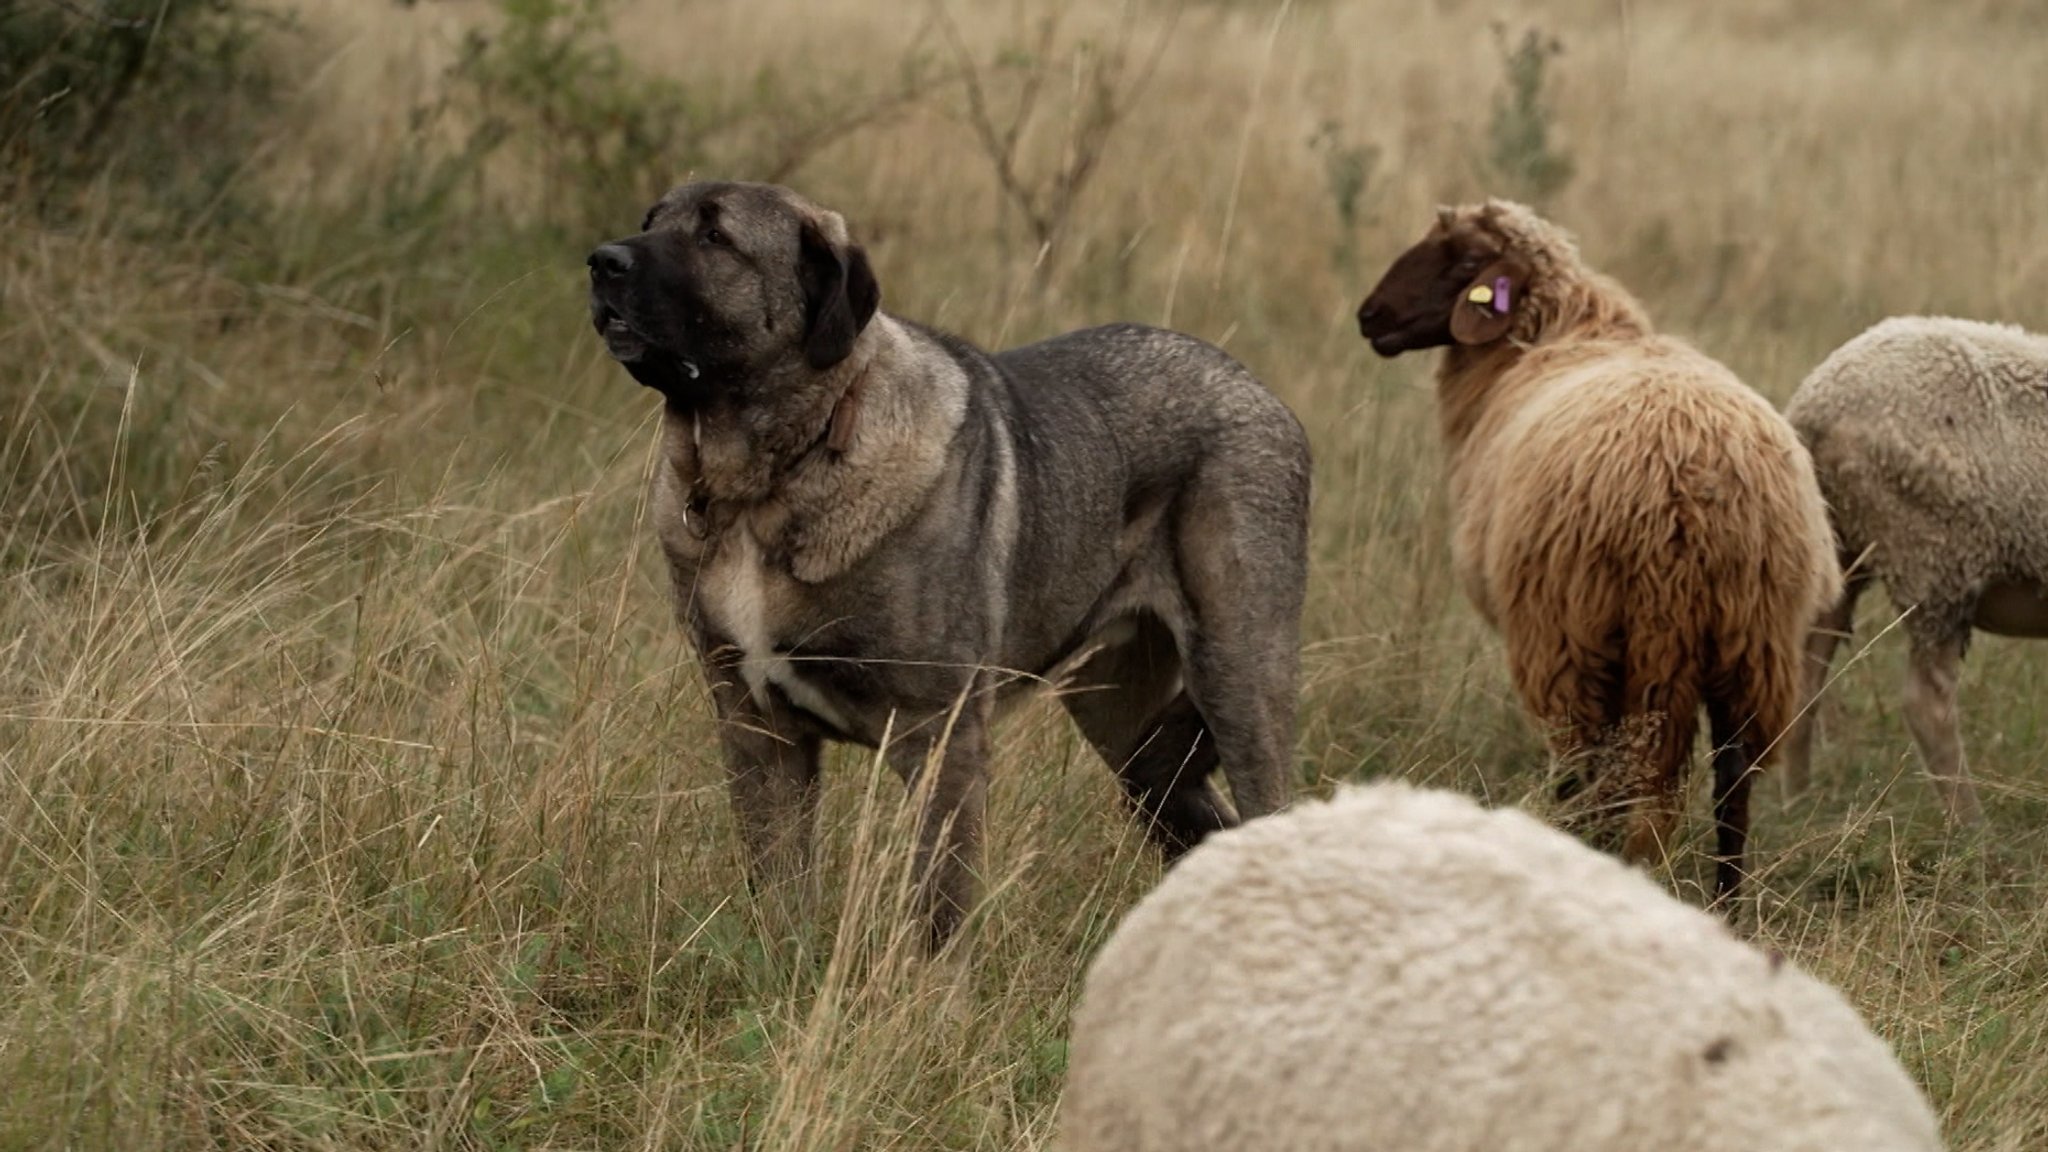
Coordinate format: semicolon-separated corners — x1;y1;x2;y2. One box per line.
587;181;1310;948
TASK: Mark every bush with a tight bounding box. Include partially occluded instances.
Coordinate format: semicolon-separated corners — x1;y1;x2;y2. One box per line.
1484;24;1575;207
443;0;940;239
444;0;718;239
0;0;277;218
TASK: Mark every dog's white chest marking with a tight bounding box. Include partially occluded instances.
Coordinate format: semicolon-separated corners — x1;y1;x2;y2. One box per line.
700;527;851;731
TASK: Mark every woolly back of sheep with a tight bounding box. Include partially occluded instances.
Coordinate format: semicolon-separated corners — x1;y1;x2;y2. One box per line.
1057;784;1946;1152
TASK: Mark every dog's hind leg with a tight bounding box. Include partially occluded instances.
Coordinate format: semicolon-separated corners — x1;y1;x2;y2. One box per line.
1180;637;1296;824
1112;695;1235;859
1171;471;1308;825
1061;616;1234;859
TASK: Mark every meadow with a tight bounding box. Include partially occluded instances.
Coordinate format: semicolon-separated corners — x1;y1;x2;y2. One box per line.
2;0;2045;1146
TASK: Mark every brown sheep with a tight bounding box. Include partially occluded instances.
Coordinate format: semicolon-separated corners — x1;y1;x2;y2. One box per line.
1355;201;1841;899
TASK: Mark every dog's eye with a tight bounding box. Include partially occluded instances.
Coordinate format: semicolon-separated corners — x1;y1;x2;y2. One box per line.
703;226;731;248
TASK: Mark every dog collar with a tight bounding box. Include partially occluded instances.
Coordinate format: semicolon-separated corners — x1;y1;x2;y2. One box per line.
826;362;869;454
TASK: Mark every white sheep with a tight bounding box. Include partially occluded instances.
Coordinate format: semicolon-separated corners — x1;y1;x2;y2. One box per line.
1782;316;2048;824
1056;783;1944;1152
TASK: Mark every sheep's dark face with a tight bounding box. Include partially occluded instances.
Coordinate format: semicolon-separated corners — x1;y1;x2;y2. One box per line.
1356;214;1517;356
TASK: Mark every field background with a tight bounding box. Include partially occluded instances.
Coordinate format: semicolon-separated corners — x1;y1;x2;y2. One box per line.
4;0;2046;1147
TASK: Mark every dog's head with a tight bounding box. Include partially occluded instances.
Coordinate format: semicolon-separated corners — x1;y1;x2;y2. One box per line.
1355;207;1527;357
588;182;881;400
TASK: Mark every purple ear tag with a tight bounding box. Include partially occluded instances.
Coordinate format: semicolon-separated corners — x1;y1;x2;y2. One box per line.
1491;276;1511;315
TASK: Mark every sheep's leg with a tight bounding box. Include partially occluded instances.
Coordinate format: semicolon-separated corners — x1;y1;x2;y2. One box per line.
1543;709;1609;815
1707;703;1762;905
1617;707;1697;873
1609;619;1703;875
1061;617;1234;858
1903;629;1983;826
1781;573;1866;795
1497;579;1627;839
1550;740;1614;851
1513;634;1646;852
1711;743;1754;903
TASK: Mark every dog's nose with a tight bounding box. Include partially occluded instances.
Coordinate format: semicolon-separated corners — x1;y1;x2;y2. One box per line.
1356;302;1386;332
588;243;635;279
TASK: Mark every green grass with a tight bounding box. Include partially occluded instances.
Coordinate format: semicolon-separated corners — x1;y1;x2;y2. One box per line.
2;0;2046;1147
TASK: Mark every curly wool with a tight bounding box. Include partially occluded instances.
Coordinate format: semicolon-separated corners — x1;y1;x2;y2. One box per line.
1435;201;1840;854
1780;316;2048;816
1056;783;1945;1152
1788;316;2048;626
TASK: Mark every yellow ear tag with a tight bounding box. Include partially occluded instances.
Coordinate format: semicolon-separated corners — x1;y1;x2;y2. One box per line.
1467;284;1495;306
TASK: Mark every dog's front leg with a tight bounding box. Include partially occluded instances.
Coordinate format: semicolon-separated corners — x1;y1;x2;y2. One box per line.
888;705;992;954
703;659;824;940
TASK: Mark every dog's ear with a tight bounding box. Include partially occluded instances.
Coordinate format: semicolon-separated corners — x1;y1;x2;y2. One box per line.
797;220;881;370
1448;257;1526;347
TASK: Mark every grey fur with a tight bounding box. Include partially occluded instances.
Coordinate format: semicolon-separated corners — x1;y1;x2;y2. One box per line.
587;181;1311;948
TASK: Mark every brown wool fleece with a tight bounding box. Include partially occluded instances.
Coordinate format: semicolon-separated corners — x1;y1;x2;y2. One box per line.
1429;201;1841;865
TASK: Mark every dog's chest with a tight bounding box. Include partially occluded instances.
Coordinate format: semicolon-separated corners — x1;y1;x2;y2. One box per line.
695;526;852;731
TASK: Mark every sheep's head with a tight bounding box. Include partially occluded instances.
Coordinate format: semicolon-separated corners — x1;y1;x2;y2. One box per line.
1355;203;1542;357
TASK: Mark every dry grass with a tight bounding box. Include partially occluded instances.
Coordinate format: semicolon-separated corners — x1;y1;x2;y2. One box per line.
3;0;2046;1147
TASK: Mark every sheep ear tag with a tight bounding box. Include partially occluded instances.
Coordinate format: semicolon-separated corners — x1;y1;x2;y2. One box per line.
1450;262;1519;346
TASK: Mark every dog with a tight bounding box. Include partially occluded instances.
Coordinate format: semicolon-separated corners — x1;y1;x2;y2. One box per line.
586;181;1311;948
